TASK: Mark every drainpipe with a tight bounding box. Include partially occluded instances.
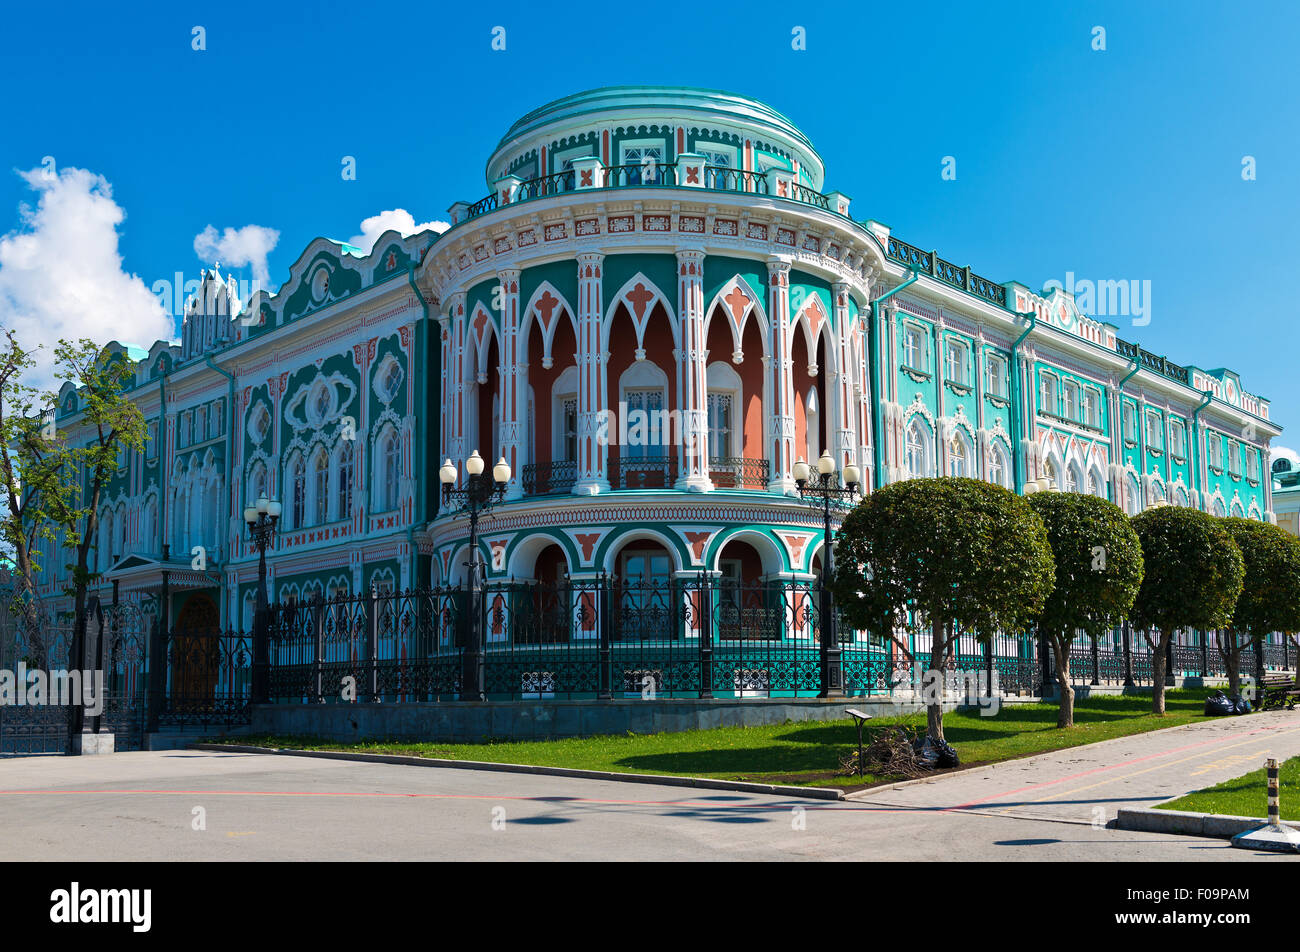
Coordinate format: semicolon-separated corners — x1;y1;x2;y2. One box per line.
1190;389;1213;510
157;374;167;557
868;269;920;489
408;267;431;585
1009;309;1037;493
1114;358;1140;505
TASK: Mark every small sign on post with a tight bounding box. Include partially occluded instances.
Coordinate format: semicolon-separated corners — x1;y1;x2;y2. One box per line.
846;708;872;779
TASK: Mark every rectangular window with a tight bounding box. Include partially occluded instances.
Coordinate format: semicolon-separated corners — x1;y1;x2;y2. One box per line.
1083;389;1100;427
624;389;666;459
903;326;924;371
1062;382;1079;421
1146;410;1164;451
195;407;207;443
1208;435;1223;471
706;392;733;458
1247;449;1259;481
1229;441;1242;478
985;354;1007;397
178;411;191;448
560;397;578;462
146;421;158;461
1122;404;1137;442
1170;421;1186;458
620;141;668;184
212;399;224;439
1040;374;1057;415
945;340;968;385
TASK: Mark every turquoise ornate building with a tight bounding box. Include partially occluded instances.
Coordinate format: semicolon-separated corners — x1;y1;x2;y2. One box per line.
36;86;1282;633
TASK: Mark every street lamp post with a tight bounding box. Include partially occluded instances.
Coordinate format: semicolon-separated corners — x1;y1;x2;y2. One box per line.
440;450;511;701
243;495;282;704
794;450;861;699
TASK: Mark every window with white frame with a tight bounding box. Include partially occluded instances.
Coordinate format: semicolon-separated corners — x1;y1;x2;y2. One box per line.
1083;389;1100;427
1040;373;1058;415
620;362;670;461
985;353;1007;397
289;454;306;529
707;393;733;459
1210;496;1227;517
211;399;224;440
1066;463;1083;493
905;419;930;477
946;430;970;477
620;140;667;184
377;428;401;511
1208;434;1223;471
1088;470;1104;497
1122;403;1137;442
1044;457;1059;489
336;441;354;520
988;442;1010;488
1246;448;1259;482
195;406;207;443
1170;420;1187;459
178;410;191;448
945;339;969;386
706;362;742;460
902;325;925;371
248;460;267;503
552;368;579;463
1146;410;1164;451
698;146;736;188
312;448;329;524
146;420;158;461
1062;381;1080;421
1125;474;1142;515
1228;440;1242;478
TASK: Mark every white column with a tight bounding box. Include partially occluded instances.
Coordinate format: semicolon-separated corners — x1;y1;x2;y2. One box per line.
766;257;796;494
831;282;856;472
574;253;610;494
496;269;524;500
445;293;468;482
676;248;712;491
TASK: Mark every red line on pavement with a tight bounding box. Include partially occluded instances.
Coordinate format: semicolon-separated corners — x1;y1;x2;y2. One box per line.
944;721;1291;813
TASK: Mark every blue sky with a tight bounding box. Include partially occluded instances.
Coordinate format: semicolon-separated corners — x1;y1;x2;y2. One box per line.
1;0;1297;447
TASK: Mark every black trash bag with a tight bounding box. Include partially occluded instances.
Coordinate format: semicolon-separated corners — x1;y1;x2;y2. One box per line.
1204;691;1235;716
913;735;960;769
1233;695;1253;715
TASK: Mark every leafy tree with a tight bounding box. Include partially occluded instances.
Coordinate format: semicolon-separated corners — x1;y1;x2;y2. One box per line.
0;328;66;657
0;335;146;748
1130;506;1244;715
833;477;1055;742
1027;492;1144;727
1218;518;1300;697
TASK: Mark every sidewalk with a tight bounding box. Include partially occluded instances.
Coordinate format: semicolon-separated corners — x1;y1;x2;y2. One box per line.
847;709;1300;829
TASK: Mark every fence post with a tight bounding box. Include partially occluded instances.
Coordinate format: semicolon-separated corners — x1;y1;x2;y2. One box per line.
312;595;325;703
1201;630;1209;680
1255;635;1266;687
1091;635;1100;686
366;587;379;702
1165;634;1176;687
983;637;993;699
698;572;713;700
596;574;612;700
1122;621;1134;687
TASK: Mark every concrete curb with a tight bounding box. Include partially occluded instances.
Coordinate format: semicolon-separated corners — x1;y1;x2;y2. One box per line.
1115;806;1300;840
188;743;846;801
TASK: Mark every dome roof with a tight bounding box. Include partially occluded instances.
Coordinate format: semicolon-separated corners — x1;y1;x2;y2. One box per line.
486;85;825;189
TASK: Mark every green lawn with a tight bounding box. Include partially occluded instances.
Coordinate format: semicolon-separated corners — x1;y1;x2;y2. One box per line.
1157;756;1300;820
214;688;1222;789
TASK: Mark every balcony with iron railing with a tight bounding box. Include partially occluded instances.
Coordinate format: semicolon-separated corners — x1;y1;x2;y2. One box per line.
519;455;771;496
459;162;838;226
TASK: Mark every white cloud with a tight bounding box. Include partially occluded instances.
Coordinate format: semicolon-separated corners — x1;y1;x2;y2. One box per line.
193;223;279;287
0;165;174;392
348;209;448;255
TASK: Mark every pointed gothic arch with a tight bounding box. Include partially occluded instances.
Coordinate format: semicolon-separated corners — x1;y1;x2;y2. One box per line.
602;272;679;354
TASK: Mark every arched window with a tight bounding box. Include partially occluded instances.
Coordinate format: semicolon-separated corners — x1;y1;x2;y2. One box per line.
805;387;821;465
1173;485;1189;508
905;419;929;478
1066;463;1083;493
1125;473;1142;516
947;430;969;477
115;503;128;558
706;361;742;460
290;454;306;529
620;362;669;462
1087;469;1105;498
1043;457;1059;489
312;448;329;525
247;461;267;504
336;441;354;520
1210;496;1227;517
377;428;400;511
1150;480;1166;505
141;496;158;555
98;509;113;571
988;442;1009;488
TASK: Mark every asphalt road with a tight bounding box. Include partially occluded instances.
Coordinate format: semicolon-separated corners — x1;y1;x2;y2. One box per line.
1;710;1298;860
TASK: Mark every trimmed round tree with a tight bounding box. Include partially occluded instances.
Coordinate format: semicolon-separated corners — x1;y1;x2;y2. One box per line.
1219;518;1300;696
1130;506;1244;715
833;477;1055;742
1027;492;1144;728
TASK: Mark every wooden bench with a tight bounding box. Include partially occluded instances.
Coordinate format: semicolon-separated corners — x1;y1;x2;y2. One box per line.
1257;675;1300;711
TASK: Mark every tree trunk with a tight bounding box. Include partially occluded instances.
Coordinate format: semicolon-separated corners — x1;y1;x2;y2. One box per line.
1053;633;1074;728
926;621;951;743
1150;631;1167;715
1224;636;1241;698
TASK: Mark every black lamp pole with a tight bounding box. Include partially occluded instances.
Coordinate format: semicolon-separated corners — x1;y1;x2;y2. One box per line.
795;453;860;698
244;497;280;704
441;453;510;701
